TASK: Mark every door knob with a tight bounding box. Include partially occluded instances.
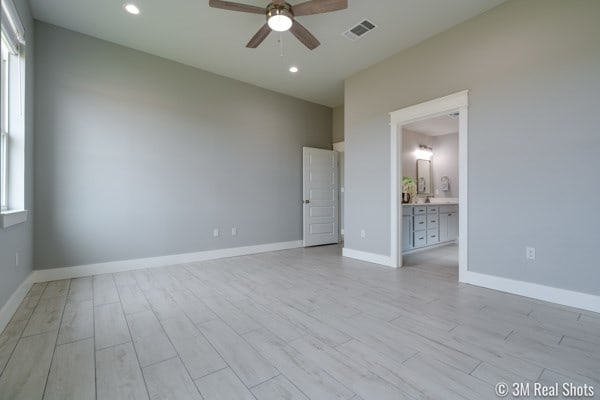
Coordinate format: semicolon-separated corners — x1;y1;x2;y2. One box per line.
304;200;310;204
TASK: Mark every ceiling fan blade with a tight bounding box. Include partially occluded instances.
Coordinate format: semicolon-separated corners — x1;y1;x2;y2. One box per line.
246;23;272;48
208;0;265;14
292;0;348;16
290;20;320;50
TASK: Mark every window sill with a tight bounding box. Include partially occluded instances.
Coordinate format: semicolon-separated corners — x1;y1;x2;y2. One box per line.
1;210;28;228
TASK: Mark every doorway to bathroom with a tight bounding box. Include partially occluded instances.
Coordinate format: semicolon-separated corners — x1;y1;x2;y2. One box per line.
401;116;459;276
389;91;468;281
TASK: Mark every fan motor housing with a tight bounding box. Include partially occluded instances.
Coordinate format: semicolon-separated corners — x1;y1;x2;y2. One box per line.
267;3;293;19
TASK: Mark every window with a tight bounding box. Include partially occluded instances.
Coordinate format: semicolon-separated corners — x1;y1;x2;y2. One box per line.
1;34;10;211
1;0;26;218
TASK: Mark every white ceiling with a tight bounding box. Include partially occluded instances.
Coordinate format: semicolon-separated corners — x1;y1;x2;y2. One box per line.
29;0;506;107
404;114;458;136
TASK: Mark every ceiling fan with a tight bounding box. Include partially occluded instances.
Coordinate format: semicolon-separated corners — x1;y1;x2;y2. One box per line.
208;0;348;50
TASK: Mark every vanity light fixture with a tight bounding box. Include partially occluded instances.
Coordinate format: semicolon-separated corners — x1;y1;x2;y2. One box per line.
415;144;433;160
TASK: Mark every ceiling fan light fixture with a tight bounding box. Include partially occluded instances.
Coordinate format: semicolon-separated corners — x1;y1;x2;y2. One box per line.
268;14;292;32
208;0;348;50
267;4;293;32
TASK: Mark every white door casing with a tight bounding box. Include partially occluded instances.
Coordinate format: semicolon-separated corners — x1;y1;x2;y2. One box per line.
333;141;345;237
390;90;468;274
303;147;339;247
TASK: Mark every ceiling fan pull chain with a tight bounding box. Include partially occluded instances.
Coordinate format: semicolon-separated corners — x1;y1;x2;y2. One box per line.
279;32;284;57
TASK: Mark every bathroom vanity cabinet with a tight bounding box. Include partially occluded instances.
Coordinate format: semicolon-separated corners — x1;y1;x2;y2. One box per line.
402;204;458;253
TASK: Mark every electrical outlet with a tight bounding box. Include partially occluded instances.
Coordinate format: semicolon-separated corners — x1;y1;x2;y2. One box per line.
213;228;219;237
15;252;19;267
360;229;366;238
231;227;237;236
526;247;536;260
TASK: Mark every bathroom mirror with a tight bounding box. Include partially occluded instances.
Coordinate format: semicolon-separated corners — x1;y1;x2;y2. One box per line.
416;159;432;195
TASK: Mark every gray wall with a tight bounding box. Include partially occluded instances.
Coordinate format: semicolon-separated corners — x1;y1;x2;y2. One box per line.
0;0;34;309
332;105;344;143
345;0;600;295
401;130;458;199
432;133;458;199
34;22;332;270
401;129;433;187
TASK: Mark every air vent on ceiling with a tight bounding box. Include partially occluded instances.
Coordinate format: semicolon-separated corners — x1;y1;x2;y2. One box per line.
342;19;377;41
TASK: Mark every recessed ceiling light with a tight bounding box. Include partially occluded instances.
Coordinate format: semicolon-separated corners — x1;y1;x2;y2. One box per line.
289;66;299;73
124;4;140;15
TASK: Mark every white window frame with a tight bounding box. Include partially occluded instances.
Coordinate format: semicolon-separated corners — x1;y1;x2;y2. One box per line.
1;33;9;211
1;0;27;227
0;132;7;211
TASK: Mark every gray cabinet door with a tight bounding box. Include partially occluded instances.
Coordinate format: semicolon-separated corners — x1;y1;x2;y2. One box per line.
440;212;458;242
447;212;458;241
439;213;449;242
402;217;413;251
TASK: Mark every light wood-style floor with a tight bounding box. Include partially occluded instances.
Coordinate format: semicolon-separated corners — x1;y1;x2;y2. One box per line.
0;244;598;400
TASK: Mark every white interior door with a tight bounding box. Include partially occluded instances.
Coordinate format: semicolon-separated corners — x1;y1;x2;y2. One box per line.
303;147;339;247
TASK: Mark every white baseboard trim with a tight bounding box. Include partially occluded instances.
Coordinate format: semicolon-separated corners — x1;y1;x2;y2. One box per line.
461;270;600;314
0;272;35;334
342;248;395;268
33;240;303;283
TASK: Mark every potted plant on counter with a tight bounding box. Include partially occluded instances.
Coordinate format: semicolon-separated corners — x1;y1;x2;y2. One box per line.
402;177;416;204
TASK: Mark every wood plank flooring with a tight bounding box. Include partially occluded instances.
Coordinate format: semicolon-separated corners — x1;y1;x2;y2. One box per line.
1;244;599;399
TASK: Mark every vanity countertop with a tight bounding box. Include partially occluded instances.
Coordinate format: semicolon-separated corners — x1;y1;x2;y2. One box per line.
403;202;459;206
